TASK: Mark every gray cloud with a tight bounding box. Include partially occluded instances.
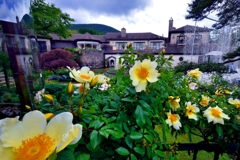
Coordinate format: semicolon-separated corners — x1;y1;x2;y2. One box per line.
46;0;150;16
0;0;30;22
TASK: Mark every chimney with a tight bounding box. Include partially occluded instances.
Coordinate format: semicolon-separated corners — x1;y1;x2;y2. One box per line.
16;16;22;32
121;27;126;38
168;17;173;32
168;17;173;43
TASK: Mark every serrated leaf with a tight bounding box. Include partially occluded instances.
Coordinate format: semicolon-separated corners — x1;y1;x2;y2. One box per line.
130;131;143;139
115;147;130;156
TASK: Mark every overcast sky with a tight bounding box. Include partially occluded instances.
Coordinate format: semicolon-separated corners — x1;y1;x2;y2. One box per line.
0;0;217;37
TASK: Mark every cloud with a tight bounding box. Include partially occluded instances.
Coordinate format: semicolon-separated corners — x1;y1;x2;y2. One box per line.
46;0;150;16
60;0;213;36
0;0;30;22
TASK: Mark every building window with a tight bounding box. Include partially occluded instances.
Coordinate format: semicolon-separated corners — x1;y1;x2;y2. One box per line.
5;36;16;47
19;37;26;48
116;42;127;50
177;33;186;45
133;42;145;50
192;33;202;44
150;42;162;50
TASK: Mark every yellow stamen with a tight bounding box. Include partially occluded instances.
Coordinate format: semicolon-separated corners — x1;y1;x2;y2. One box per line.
211;108;221;118
187;107;194;115
138;67;149;79
80;74;91;81
14;133;55;160
169;114;178;123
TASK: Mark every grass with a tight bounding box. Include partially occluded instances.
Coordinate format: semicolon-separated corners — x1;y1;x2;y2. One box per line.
155;125;231;160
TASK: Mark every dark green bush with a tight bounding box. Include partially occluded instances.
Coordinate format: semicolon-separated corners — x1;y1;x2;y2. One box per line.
174;61;229;74
0;91;19;103
45;84;66;94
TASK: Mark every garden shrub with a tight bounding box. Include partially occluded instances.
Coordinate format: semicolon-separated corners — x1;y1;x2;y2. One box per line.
40;48;78;70
174;61;229;74
45;83;66;94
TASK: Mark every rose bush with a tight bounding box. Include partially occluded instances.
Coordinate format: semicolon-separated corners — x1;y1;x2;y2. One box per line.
14;46;240;159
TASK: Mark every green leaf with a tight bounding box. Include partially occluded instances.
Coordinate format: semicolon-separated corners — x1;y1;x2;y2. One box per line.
56;150;75;160
152;144;157;150
216;124;223;137
110;101;119;108
135;105;146;127
125;135;133;148
115;147;130;156
105;128;125;138
155;150;165;157
99;129;109;138
89;120;104;129
76;153;90;160
144;134;154;143
130;131;143;139
139;100;153;113
123;122;130;133
134;147;145;155
130;154;138;160
147;146;152;159
107;116;117;123
121;97;137;102
90;130;101;149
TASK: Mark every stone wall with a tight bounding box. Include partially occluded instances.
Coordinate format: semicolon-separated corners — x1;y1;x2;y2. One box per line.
78;50;104;69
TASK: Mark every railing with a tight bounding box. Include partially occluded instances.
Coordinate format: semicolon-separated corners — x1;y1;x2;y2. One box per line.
163;143;240;160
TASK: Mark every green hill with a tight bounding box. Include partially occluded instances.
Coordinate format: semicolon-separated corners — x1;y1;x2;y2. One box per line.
68;24;120;34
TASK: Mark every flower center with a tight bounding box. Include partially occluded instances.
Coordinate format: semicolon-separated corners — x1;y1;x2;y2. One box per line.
138;67;149;79
14;133;55;160
211;108;221;118
187;107;194;115
80;74;91;81
200;100;208;106
169;114;178;122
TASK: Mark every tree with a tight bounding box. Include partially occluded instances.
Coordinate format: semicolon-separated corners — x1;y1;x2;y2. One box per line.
78;28;104;35
30;0;75;39
40;49;78;70
185;0;240;29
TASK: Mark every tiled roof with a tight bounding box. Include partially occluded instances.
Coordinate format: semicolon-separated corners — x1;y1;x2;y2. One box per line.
50;33;106;43
170;25;213;33
105;32;166;40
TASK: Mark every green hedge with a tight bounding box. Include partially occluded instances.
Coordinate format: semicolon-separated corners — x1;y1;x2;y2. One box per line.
174;61;229;74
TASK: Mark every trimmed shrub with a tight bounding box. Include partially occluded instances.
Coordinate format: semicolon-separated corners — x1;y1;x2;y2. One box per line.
174;61;229;74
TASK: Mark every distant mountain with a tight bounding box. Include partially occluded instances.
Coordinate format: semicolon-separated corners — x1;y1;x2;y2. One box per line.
21;14;33;25
20;15;120;34
68;24;120;34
